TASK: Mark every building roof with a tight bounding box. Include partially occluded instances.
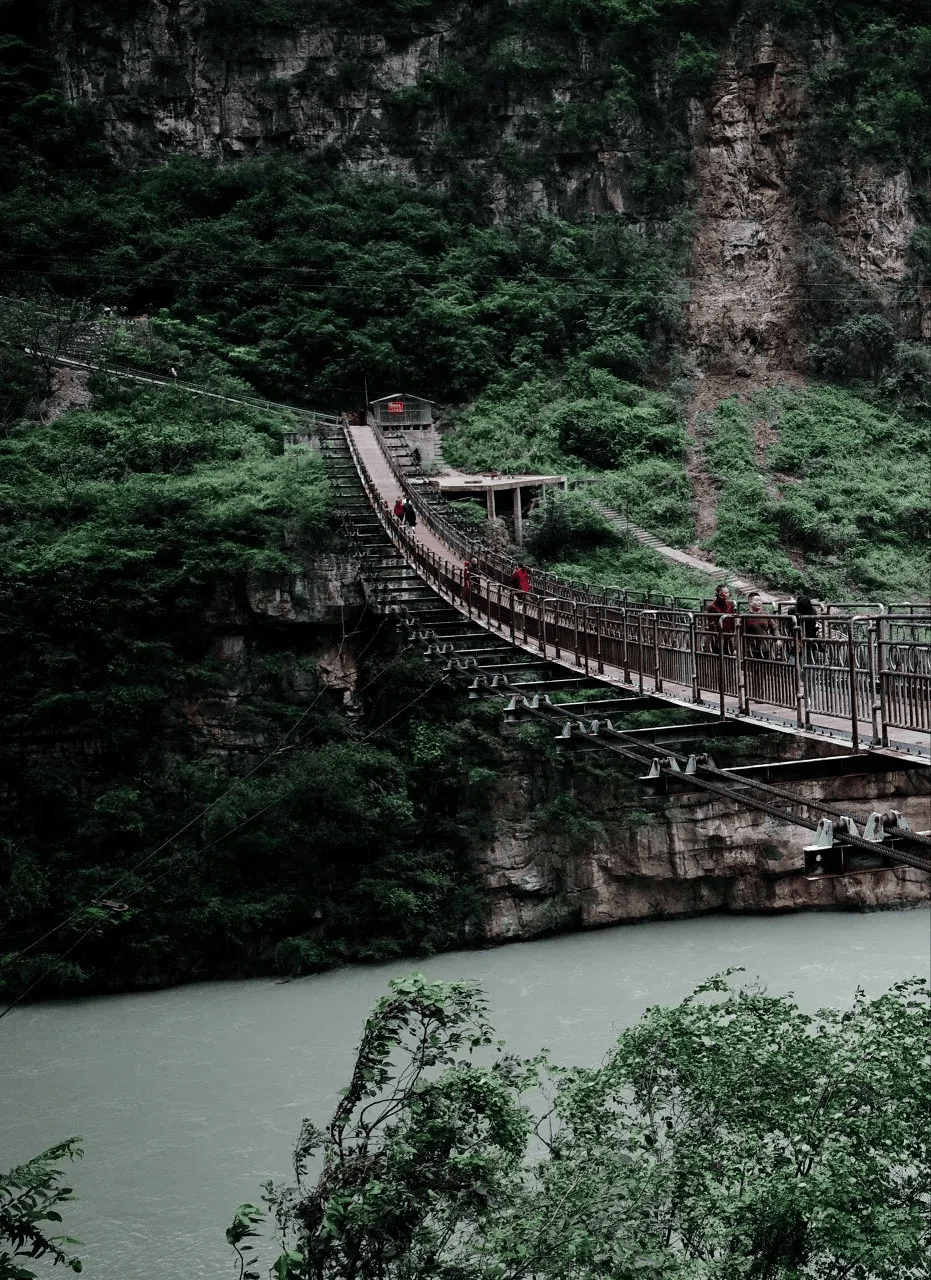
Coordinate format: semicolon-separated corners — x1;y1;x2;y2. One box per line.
370;392;435;405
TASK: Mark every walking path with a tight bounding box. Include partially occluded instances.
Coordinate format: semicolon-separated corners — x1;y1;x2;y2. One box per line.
347;425;929;762
598;505;777;603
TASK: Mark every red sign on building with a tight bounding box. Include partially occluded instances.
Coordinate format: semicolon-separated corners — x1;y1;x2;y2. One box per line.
387;399;405;414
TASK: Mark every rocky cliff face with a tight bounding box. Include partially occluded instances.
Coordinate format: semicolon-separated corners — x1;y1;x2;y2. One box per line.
686;30;920;381
686;36;808;380
478;750;931;938
46;0;612;214
44;2;924;378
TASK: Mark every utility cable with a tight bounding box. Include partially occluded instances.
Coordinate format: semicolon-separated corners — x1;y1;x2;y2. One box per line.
0;627;422;1022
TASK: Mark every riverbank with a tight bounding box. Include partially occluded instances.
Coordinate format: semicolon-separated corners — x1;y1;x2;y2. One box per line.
3;909;929;1280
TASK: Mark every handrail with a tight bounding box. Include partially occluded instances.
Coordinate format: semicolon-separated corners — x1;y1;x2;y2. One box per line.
339;424;930;754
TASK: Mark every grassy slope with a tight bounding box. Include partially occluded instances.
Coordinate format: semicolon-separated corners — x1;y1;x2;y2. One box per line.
700;385;929;599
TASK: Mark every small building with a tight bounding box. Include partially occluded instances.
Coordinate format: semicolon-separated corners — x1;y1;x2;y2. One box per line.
369;392;434;429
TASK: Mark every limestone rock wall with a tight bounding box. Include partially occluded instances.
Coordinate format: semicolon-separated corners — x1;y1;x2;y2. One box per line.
479;754;931;939
686;38;807;379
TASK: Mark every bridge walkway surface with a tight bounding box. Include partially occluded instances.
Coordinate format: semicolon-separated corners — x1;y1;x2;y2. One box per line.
345;424;930;765
328;427;931;880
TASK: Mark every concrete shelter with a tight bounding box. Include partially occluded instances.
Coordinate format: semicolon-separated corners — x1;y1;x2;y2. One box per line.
429;472;567;544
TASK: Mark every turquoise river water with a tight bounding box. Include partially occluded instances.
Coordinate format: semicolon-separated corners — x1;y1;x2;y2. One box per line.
2;908;929;1279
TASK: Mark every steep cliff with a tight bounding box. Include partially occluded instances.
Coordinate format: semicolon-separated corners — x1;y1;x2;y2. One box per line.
40;0;928;381
478;745;931;938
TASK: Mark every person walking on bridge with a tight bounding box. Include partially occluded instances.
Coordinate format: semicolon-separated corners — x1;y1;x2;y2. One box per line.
468;557;481;589
787;590;819;640
744;592;777;656
403;498;417;528
393;497;404;520
511;563;531;593
787;588;820;667
707;584;736;653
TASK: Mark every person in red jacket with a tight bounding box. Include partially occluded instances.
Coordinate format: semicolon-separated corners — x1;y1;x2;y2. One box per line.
393;497;404;520
707;584;736;652
511;563;531;593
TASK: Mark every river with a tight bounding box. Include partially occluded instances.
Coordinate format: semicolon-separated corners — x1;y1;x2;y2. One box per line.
3;908;929;1279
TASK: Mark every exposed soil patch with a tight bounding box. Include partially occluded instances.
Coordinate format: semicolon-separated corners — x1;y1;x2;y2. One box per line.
753;417;779;466
783;543;806;572
39;365;92;422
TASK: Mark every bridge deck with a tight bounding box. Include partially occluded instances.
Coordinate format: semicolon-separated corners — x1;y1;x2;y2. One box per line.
346;425;930;764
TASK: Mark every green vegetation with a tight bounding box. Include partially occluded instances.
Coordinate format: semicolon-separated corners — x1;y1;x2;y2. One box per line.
0;378;506;1000
229;970;931;1278
443;374;699;557
546;541;713;603
700;385;930;597
0;150;690;412
524;489;614;559
0;1139;84;1279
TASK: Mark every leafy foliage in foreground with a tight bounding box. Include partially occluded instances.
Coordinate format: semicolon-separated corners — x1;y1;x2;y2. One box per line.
0;1139;84;1279
234;971;931;1279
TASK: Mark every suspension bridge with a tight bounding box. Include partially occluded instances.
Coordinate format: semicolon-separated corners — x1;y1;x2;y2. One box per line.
26;345;931;878
323;420;930;882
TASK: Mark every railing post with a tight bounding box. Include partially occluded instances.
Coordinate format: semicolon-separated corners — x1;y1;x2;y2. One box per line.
649;611;661;692
792;623;806;729
573;601;581;667
688;612;700;704
866;621;881;745
847;618;861;753
509;589;516;643
735;617;748;715
622;608;630;683
583;606;590;677
876;617;890;747
596;606;603;675
636;611;644;696
523;594;529;646
540;599;547;655
717;626;726;721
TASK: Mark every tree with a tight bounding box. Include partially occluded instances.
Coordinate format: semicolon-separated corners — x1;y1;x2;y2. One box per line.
235;972;540;1279
523;488;614;559
231;971;930;1279
0;1138;84;1279
0;288;96;407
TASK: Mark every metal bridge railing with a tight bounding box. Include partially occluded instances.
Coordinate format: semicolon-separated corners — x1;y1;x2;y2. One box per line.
345;426;931;751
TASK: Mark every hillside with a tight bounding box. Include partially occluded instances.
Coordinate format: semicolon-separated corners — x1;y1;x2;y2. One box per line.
0;0;928;998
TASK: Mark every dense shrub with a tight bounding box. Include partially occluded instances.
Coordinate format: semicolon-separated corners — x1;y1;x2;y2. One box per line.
595;457;695;544
701;385;930;597
553;386;687;469
524;488;616;558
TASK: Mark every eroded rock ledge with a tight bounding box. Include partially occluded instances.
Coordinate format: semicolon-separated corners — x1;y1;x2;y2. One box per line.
478;754;930;939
